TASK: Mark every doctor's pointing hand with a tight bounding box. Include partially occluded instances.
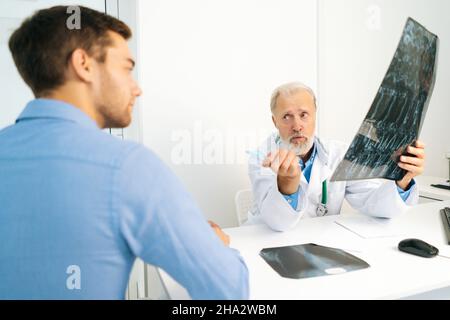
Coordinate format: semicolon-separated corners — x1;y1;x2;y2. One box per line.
263;149;301;196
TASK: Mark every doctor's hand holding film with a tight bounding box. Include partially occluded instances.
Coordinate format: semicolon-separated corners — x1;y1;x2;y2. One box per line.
262;149;301;195
396;140;426;191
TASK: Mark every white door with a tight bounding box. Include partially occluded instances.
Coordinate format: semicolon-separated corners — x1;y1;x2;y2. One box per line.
0;0;106;130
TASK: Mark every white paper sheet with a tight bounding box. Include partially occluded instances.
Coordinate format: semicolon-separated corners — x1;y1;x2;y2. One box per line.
334;215;402;239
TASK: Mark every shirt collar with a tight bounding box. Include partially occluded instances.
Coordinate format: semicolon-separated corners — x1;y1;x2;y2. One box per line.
299;143;317;170
16;99;99;130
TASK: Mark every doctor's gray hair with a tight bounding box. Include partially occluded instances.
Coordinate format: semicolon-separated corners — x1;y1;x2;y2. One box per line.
270;82;317;113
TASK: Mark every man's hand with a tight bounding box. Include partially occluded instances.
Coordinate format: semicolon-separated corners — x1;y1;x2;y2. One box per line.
396;140;426;190
208;221;230;246
263;149;301;195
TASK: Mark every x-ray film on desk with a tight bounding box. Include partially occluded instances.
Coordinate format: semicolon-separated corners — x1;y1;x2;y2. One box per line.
260;244;370;279
331;18;438;182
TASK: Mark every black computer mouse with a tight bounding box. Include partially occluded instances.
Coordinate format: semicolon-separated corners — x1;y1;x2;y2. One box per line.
398;238;439;258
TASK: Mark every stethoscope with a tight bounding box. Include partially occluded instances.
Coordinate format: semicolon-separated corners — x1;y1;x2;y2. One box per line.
316;180;328;217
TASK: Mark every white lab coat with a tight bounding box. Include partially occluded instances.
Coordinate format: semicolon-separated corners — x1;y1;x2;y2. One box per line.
247;134;419;231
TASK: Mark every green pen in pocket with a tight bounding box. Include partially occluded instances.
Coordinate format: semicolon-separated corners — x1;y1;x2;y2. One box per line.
321;180;327;206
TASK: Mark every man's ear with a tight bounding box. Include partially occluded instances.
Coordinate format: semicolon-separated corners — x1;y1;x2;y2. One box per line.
272;115;278;129
68;49;95;83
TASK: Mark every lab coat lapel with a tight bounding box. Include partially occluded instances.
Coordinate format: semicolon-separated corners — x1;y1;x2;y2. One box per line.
308;156;329;201
307;139;332;201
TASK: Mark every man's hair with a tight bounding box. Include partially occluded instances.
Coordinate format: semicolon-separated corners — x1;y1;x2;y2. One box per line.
8;6;132;97
270;82;317;113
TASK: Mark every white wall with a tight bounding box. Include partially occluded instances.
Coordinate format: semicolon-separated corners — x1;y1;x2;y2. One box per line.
138;0;318;227
318;0;450;178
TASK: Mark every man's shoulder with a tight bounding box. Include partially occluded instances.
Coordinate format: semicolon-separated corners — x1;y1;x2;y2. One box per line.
75;128;157;169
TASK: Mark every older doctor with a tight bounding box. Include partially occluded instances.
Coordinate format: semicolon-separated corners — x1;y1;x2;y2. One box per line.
248;82;425;231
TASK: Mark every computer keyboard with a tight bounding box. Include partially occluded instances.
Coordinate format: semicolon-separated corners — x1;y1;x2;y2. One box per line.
432;184;450;191
441;207;450;245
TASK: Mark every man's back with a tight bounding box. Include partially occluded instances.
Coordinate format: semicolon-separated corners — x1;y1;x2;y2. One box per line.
0;99;249;299
0;99;144;299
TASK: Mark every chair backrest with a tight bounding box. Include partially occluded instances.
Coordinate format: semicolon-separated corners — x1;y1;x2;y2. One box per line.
234;189;253;226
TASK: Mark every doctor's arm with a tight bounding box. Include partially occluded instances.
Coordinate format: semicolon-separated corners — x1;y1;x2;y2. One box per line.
249;150;304;231
266;150;301;209
262;149;301;195
345;178;418;218
345;141;424;217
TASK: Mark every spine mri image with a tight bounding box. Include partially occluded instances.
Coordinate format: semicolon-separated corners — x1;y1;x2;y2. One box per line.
331;18;438;182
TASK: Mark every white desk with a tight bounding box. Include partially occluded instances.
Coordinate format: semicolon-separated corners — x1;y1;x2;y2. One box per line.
416;176;450;202
161;200;450;299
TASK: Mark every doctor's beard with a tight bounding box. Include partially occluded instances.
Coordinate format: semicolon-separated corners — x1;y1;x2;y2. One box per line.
279;134;314;157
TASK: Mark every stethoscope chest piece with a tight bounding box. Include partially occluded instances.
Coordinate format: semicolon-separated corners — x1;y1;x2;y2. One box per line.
317;180;328;216
317;203;328;217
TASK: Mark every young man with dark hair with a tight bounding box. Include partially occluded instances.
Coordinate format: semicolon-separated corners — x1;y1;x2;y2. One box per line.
0;6;248;300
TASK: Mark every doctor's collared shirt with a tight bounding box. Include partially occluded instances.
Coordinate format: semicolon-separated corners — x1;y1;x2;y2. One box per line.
0;99;248;300
282;144;414;210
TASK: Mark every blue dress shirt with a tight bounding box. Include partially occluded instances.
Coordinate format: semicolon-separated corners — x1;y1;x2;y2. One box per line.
282;144;413;210
0;99;248;300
